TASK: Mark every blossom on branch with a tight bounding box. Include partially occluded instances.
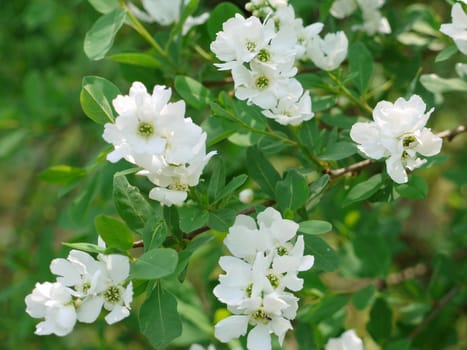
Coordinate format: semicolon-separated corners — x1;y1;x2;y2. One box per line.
350;95;442;183
103;82;215;206
214;208;314;350
25;250;133;336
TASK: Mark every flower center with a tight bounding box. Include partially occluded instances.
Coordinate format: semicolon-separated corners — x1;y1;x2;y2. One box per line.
245;283;253;297
104;285;121;304
267;273;280;289
82;282;91;294
403;135;417;148
276;246;288;256
255;76;269;90
251;309;272;324
137;121;155;138
257;48;271;62
246;40;256;52
168;182;189;192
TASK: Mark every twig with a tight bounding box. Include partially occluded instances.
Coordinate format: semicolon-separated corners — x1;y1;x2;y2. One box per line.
408;286;460;340
132;200;276;247
324;125;466;179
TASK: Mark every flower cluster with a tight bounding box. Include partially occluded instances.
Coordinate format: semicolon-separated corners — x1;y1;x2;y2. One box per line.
325;329;364;350
350;95;442;183
103;82;215;206
330;0;391;35
210;4;348;125
25;250;133;336
440;2;467;55
213;207;314;350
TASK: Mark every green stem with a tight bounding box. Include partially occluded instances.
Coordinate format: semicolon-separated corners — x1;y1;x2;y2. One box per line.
119;0;168;60
327;71;373;115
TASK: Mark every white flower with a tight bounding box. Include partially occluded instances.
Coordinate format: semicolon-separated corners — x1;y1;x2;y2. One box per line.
440;3;467;55
131;0;183;26
50;250;106;298
325;329;364;350
232;62;302;109
189;345;217;350
350;95;443;183
74;253;133;325
239;188;254;203
262;91;314;126
103;83;182;165
211;14;276;70
330;0;357;19
331;0;391;35
214;208;313;349
307;31;348;71
25;282;77;336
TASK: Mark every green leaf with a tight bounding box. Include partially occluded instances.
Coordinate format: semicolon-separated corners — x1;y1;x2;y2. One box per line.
275;170;309;211
296;73;327;89
207;158;225;203
84;8;127;60
246;147;281;198
62;242;107;255
395;175;428;199
39;165;87;185
174;76;212;110
80;75;120;124
352;285;377;310
142;219;168;251
320;114;359;129
178;206;209;232
203;116;238;147
420;74;467;93
303;235;338;272
175;233;213;277
319;141;357;161
139;284;182;349
106;52;161;68
207;2;241;40
164;206;181;236
299;220;332;235
343;174;384;207
299;295;349;323
95;215;134;250
348;42;373;93
367;298;392;343
130;248;178;280
113;174;154;230
312;95;336;112
215;174;248;204
435;45;458;63
385;339;411;350
208;208;236;232
306;174;330;210
88;0;119;14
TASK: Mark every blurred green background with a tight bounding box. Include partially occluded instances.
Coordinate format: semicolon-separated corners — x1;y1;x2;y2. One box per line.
0;0;465;349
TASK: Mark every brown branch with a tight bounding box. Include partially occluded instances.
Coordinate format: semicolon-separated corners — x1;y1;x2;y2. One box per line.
408;286;460;340
324;125;466;179
132;199;276;248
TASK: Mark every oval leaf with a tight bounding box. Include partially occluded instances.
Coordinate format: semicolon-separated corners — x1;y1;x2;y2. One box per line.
94;214;134;250
299;220;332;235
130;248;178;280
84;8;127;60
80;75;120;124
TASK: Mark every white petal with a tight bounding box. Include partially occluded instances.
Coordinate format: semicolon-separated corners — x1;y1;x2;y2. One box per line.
247;324;272;350
415;128;442;157
77;296;104;323
105;305;130;324
214;315;249;342
386;156;407;184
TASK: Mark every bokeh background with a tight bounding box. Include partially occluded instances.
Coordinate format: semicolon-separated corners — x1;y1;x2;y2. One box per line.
1;0;465;349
